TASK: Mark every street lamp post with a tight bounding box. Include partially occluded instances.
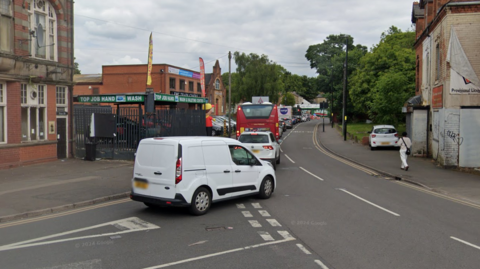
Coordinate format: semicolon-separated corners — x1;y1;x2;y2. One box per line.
330;68;334;128
228;51;232;137
342;37;348;141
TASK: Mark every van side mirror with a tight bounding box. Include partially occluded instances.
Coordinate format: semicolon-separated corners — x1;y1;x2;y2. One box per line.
277;139;283;144
249;158;257;166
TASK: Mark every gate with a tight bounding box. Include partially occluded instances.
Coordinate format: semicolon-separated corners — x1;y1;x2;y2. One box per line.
74;105;205;160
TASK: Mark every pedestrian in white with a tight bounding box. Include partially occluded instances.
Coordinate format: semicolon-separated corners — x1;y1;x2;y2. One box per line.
400;132;412;171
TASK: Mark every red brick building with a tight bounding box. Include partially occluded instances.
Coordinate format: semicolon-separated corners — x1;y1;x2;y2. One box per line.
410;0;480;167
0;0;74;169
74;60;227;115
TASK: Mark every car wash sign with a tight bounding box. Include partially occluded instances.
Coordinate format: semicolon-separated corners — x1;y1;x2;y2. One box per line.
155;93;206;104
76;94;145;103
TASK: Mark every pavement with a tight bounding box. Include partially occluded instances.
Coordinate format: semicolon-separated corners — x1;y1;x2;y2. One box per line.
1;121;479;223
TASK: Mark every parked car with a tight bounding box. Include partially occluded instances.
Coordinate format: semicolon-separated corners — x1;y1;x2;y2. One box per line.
284;119;293;129
212;121;224;136
214;116;235;132
131;137;276;215
368;125;399;150
238;131;281;170
279;119;286;132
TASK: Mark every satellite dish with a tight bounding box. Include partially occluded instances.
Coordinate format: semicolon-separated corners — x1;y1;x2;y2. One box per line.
36;24;44;48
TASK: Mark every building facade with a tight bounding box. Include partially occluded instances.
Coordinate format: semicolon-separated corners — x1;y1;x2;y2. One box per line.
411;0;480;167
74;60;227;115
0;0;74;169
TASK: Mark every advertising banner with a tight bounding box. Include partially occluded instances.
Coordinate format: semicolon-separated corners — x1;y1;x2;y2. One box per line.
146;33;153;86
199;57;205;97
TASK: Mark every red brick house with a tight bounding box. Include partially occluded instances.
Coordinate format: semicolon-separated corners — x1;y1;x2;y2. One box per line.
0;0;74;169
410;0;480;167
74;60;227;114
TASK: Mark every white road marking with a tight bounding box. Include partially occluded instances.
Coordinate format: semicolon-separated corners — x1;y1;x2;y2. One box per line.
242;211;253;218
251;203;262;209
296;244;311;254
314;259;330;269
0;217;159;252
299;167;324;181
451;236;480;250
338;189;400;217
248;220;262;228
280;148;283;153
258;231;275;241
188;240;208;246
278;231;294;240
266;219;282;227
258;210;271;217
143;237;296;269
236;203;245;209
284;154;295;163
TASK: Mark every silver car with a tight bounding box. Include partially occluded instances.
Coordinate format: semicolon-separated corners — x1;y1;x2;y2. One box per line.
238;131;281;170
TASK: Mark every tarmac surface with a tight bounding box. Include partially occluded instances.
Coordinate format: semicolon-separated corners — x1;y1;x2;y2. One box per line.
1;121;479;223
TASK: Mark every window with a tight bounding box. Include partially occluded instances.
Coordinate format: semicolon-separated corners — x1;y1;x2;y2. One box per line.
435;43;441;81
0;82;5;142
56;86;66;105
229;145;259;166
189;81;194;92
21;83;47;142
0;0;12;53
197;83;201;93
180;79;185;90
169;78;176;89
215;79;220;90
27;0;57;60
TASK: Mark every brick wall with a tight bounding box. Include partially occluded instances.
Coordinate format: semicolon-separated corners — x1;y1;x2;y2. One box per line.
6;82;21;144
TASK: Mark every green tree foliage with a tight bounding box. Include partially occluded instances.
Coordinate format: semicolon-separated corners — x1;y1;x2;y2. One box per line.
74;57;81;74
305;34;367;121
281;92;296;106
350;26;415;124
232;52;285;104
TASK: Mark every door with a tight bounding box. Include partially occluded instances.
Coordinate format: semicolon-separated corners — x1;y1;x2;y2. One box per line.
57;118;67;159
202;141;233;198
229;145;261;193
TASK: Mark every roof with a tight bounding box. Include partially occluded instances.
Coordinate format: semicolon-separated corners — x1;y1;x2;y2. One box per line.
411;2;424;23
406;95;423;106
205;74;212;85
73;74;102;84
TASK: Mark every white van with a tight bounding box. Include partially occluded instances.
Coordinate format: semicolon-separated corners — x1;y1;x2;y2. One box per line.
130;137;276;215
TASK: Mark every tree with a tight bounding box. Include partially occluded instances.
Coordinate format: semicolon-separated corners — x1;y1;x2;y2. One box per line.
232;52;285;104
281;92;296;106
74;57;81;74
349;26;415;124
305;34;367;121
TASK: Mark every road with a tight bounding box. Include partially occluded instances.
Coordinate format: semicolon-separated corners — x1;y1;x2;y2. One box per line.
1;120;479;268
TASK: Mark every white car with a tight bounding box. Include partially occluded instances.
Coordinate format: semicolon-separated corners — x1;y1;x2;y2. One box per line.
238;131;281;170
130;137;276;215
368;125;400;150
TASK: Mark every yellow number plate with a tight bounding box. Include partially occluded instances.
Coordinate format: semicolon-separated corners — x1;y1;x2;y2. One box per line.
381;142;390;145
134;181;149;189
253;149;260;153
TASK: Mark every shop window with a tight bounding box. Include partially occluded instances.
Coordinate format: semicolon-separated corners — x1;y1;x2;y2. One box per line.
27;0;57;60
180;79;185;90
0;0;12;53
169;78;175;89
435;43;441;81
189;81;194;92
21;83;47;142
0;82;5;142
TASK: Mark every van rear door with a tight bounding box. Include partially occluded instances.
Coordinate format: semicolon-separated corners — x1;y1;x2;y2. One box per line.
133;140;177;199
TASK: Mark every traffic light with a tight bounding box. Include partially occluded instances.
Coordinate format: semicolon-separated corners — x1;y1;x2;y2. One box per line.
319;101;329;109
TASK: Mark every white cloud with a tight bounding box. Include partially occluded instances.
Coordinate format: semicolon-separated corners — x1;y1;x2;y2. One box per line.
74;0;414;77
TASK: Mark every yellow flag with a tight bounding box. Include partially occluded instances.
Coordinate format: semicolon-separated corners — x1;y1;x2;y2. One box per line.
146;33;153;86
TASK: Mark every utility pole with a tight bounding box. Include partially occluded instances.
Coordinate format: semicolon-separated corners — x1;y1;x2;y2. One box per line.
342;37;348;141
228;51;232;137
330;68;334;128
322;102;325;132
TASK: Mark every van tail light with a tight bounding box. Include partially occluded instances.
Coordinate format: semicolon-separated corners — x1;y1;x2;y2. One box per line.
175;158;182;184
372;134;376;138
263;145;274;150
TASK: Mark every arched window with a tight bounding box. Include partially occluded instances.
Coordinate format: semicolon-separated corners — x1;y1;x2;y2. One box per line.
215;79;220;90
27;0;57;60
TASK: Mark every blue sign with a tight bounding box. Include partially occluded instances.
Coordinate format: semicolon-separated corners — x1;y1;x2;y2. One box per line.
280;108;289;114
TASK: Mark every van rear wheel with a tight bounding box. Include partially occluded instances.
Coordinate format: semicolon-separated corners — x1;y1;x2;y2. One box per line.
189;187;211;216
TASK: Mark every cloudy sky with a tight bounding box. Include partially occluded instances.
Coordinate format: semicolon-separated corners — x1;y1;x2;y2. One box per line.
74;0;414;77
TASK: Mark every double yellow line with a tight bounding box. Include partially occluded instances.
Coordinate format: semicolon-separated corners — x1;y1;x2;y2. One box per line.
312;124;380;176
